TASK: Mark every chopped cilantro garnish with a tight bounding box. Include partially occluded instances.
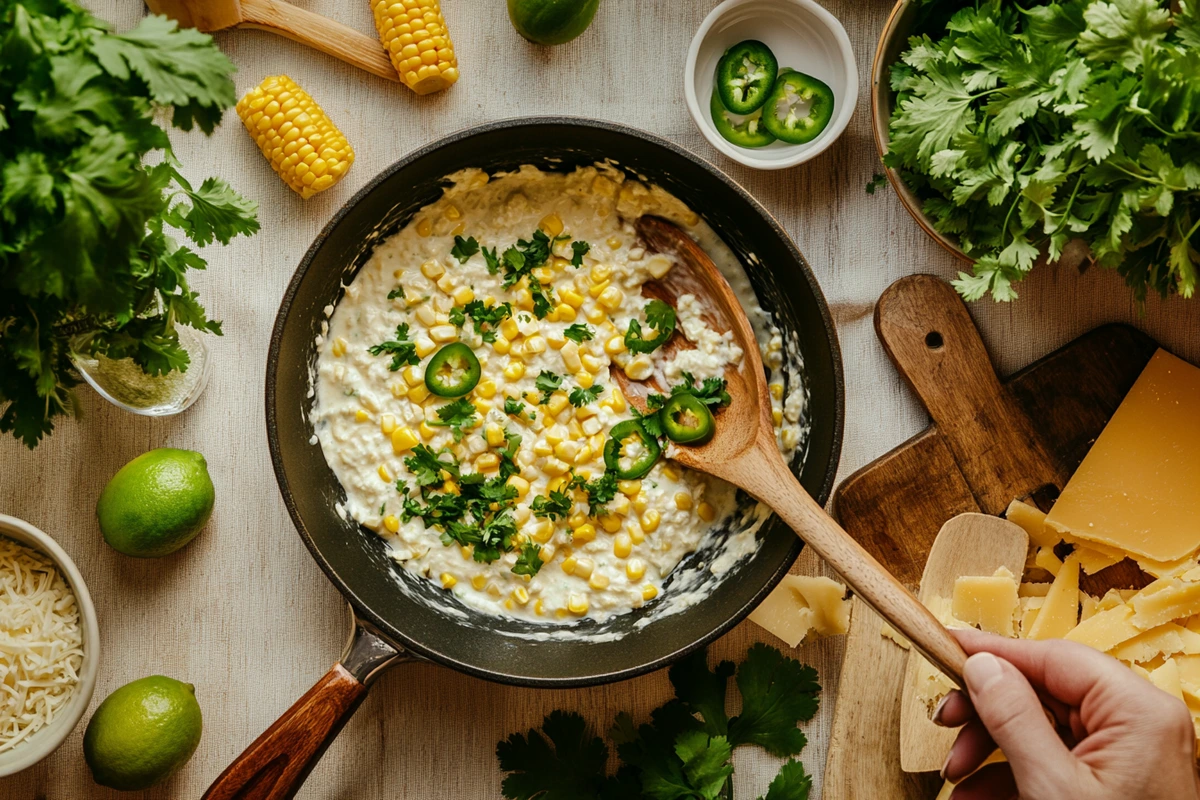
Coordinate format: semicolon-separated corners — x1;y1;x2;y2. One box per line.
403;445;460;488
448;306;466;327
535;371;564;404
569;471;617;516
504;397;529;418
387;286;405;300
429;398;478;441
648;372;731;411
482;246;500;275
512;541;545;577
367;323;421;370
531;490;572;521
460;300;512;342
568;384;602;407
563;323;594;343
625;300;677;354
450;235;479;264
570;240;590;267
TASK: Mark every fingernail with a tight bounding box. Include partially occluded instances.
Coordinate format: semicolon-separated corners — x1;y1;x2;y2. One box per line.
964;652;1004;692
931;693;952;726
940;748;953;780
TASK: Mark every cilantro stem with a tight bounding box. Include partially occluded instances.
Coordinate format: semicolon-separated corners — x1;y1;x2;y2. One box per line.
1104;161;1186;192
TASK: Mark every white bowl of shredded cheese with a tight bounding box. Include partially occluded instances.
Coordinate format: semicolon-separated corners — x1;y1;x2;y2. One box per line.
0;515;99;776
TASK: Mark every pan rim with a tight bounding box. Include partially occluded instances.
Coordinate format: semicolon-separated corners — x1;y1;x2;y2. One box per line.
265;116;845;687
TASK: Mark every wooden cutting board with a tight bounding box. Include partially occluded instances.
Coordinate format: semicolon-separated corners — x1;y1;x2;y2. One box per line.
822;275;1158;800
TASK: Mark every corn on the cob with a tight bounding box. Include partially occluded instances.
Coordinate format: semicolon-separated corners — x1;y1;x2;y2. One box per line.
236;76;354;199
371;0;459;95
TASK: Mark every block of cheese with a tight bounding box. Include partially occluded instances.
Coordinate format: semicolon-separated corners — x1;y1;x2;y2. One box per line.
1150;658;1185;702
1027;555;1079;640
953;567;1019;636
1110;623;1200;664
1045;350;1200;562
1065;603;1142;652
748;574;849;648
1005;500;1058;548
1131;578;1200;631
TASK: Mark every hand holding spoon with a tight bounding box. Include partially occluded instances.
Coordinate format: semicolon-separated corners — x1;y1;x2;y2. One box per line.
618;216;969;683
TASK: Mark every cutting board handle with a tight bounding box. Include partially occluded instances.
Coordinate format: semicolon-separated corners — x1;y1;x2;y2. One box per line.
238;0;400;83
874;275;1064;512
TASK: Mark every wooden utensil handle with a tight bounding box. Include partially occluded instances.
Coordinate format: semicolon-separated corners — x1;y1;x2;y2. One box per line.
202;663;369;800
874;274;1064;512
754;450;967;683
238;0;400;83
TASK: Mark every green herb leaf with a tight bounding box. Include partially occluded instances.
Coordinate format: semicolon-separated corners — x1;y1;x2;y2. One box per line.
673;731;733;800
568;384;602;407
512;541;545;577
758;759;813;800
571;240;591;267
368;324;421;371
728;643;820;756
563;323;594;343
387;286;405;300
429;398;478;441
531;489;572;521
625;300;676;354
451;235;480;264
497;711;615;800
535;370;563;403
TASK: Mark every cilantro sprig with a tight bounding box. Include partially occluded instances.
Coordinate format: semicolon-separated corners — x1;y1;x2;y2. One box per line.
531;490;572;521
368;324;421;371
535;370;564;404
625;300;677;354
885;0;1200;303
450;235;479;264
563;323;594;343
569;384;603;407
428;398;478;441
0;5;259;447
453;300;512;342
497;644;820;800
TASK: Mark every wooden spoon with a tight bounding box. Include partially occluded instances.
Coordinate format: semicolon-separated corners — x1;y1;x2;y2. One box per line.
145;0;400;83
898;514;1028;773
623;216;969;683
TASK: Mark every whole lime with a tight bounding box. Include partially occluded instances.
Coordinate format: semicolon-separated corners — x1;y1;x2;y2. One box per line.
96;448;214;558
507;0;600;45
83;676;203;791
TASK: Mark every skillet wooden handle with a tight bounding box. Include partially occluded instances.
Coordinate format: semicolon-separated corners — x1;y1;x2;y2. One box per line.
749;447;967;684
874;274;1065;513
202;663;368;800
238;0;400;83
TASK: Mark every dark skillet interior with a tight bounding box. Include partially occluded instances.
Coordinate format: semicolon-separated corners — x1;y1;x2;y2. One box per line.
267;118;844;686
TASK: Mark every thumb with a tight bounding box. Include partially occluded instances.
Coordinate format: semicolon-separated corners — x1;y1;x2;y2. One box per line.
962;652;1076;790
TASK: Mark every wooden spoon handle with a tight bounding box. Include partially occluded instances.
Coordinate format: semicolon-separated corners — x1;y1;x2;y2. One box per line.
202;663;368;800
751;449;967;683
238;0;400;83
874;275;1065;513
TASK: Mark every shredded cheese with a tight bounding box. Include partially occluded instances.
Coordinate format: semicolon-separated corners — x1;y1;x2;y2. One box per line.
0;537;84;753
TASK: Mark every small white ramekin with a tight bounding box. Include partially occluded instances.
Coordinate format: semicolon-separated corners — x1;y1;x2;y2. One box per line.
685;0;859;170
0;514;100;777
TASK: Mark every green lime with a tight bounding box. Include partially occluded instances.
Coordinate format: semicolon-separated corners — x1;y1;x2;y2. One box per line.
507;0;600;45
96;448;214;558
83;676;203;791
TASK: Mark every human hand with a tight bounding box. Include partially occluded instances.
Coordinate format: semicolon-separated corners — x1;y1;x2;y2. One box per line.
933;628;1200;800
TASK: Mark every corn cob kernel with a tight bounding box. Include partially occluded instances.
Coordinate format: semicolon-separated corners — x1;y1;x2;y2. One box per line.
236;75;354;199
371;0;460;95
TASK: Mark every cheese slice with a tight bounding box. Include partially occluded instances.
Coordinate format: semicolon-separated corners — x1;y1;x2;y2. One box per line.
1080;591;1100;622
880;622;911;650
1131;578;1200;631
1065;603;1142;652
1074;545;1123;575
1018;596;1045;638
748;575;849;647
1139;554;1200;579
1027;555;1079;639
1045;350;1200;562
1149;658;1185;702
1034;547;1062;577
953;567;1019;636
1005;500;1058;548
1019;582;1051;597
1110;623;1200;664
1176;654;1200;687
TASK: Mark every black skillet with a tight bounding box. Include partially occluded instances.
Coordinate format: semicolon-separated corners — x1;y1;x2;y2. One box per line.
203;118;844;799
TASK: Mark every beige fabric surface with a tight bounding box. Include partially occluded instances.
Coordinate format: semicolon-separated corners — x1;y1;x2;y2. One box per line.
2;1;1199;798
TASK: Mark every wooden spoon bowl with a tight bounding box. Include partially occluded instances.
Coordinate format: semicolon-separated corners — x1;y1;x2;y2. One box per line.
623;216;970;682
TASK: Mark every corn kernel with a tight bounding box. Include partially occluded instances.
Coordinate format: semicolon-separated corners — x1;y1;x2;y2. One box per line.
443;203;462;221
533;439;554;456
641;510;661;533
554;440;580;462
611;495;631;516
420;260;445;280
572;523;596;543
663;465;681;482
546;392;570;416
609;388;627;413
485;423;506;447
391;427;418;453
600;515;623;534
416;218;433;237
500;318;519;339
559;289;584;309
551;256;571;272
429;324;458;343
642;584;658;601
561;555;578;574
581;354;604;373
585;306;606;323
475;453;499;471
559;342;582;373
605;335;627;356
770;383;785;400
382;514;399;533
472;398;492;415
471;575;487;591
492;335;512;355
378;465;393;483
675;492;693;511
513;506;531;525
544;424;567;445
419;421;436;440
408;384;431;404
532;520;554;543
504;361;526;380
390;382;409;399
476;379;497;399
633;493;649;514
436;274;456;295
572;557;595;579
512;587;530;605
415;304;437;327
582;417;603;436
590;264;612;283
440;572;457;589
629;525;645;544
773;408;784;426
698;502;716;522
535;599;545;616
618;480;641;497
523;335;547;356
568;594;589;615
452;286;475;306
460;546;473;561
588;280;610;298
613;533;633;558
402;365;423;387
543;457;570;476
514;288;534;311
589;572;610;590
574;445;592;465
624;354;653;381
410;336;434;358
646;254;674;279
380;414;397;435
539;213;564;236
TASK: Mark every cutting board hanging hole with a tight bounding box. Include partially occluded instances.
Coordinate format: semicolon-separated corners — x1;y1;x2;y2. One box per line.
925;331;944;349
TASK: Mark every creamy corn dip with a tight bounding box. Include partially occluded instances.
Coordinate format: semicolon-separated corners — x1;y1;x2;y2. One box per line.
313;165;804;624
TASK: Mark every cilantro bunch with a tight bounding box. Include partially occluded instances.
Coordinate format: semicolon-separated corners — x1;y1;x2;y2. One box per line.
886;0;1200;302
497;644;819;800
0;1;259;447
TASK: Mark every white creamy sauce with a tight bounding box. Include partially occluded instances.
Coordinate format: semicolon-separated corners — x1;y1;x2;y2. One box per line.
311;165;805;630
